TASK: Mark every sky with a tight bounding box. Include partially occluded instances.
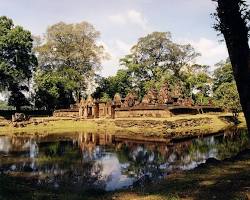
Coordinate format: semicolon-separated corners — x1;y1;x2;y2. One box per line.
1;0;247;77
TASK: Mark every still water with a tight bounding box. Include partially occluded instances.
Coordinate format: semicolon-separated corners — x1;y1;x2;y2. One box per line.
0;129;249;191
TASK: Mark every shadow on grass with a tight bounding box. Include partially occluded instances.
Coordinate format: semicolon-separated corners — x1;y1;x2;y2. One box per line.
0;175;109;200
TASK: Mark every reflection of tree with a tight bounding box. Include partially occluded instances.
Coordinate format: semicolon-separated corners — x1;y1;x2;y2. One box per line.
116;144;166;185
116;144;130;164
0;139;106;191
104;129;250;187
215;129;249;159
0;130;249;192
178;129;249;167
35;141;106;190
38;141;80;165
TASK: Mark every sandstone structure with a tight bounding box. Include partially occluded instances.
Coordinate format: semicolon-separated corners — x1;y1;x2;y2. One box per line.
53;83;221;119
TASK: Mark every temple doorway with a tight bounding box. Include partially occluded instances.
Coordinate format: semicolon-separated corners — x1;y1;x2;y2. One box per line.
87;106;92;117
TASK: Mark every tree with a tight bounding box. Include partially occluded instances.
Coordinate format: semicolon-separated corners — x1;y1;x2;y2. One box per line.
214;82;241;123
8;87;30;110
93;69;132;99
184;64;212;104
214;0;250;130
34;72;75;110
212;59;242;123
0;16;37;110
34;21;107;108
120;32;199;98
212;59;235;92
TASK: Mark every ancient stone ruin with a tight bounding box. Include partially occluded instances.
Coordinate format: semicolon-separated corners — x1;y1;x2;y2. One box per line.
53;82;222;119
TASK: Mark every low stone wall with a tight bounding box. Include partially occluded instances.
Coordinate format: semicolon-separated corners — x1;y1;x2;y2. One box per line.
115;109;172;118
115;105;222;119
52;105;222;119
200;107;223;113
169;106;222;115
114;117;212;129
164;117;212;129
53;109;79;117
169;107;199;115
114;120;163;128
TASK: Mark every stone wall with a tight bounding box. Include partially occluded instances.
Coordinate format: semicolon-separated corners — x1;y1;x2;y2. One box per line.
114;117;212;129
164;117;212;129
98;103;112;118
115;108;172;118
169;107;199;115
53;109;79;117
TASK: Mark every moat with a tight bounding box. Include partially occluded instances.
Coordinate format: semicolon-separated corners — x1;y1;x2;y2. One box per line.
0;129;249;193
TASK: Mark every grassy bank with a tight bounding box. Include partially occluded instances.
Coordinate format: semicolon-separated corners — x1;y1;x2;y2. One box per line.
0;113;247;138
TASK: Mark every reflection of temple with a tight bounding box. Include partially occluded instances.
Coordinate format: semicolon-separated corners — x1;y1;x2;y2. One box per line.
53;82;221;118
77;132;168;154
0;131;247;191
75;132;224;172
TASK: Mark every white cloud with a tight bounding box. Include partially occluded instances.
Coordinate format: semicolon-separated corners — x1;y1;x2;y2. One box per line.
177;37;228;68
114;39;131;54
100;39;132;77
108;14;127;24
127;10;148;30
108;9;150;32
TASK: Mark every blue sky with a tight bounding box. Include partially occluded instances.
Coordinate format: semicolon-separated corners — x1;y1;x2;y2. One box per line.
1;0;247;77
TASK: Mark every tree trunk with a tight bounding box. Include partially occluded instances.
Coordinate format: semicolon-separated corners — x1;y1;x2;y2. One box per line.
216;0;250;131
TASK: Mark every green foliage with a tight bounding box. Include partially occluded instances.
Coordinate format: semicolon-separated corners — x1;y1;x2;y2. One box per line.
93;69;132;99
96;31;200;100
127;32;199;78
184;65;212;104
214;81;241;112
0;16;37;109
118;32;199;97
8;87;30;110
0;100;14;110
34;21;107;108
34;71;75;110
213;59;234;92
99;93;111;102
213;60;241;119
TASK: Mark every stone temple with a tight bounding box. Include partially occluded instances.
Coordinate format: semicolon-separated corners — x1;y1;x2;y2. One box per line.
53;83;221;118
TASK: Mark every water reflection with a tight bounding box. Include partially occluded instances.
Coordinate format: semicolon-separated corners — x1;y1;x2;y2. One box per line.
0;129;249;191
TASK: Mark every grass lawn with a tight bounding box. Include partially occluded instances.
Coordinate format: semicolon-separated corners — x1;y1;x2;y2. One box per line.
0;113;246;137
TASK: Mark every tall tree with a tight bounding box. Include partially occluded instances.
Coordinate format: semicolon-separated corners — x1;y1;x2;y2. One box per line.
34;21;107;108
213;60;241;121
214;0;250;130
0;16;37;110
120;32;199;97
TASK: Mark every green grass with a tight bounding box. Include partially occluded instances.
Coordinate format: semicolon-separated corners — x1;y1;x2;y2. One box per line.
0;113;247;138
